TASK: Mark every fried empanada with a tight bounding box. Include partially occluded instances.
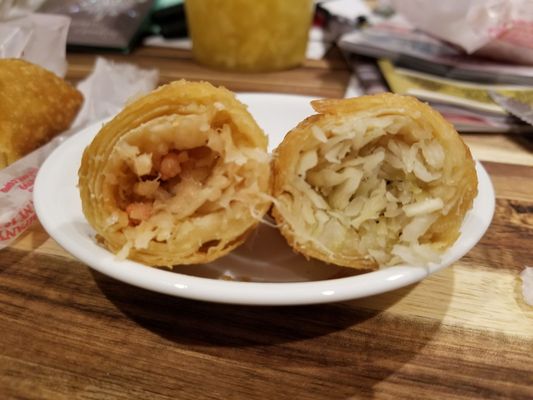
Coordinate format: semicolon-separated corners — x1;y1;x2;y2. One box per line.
79;80;271;267
0;59;83;169
272;93;478;269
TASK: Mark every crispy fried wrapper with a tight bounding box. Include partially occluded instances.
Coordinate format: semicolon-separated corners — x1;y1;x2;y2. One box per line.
78;80;272;267
0;59;83;169
271;93;478;270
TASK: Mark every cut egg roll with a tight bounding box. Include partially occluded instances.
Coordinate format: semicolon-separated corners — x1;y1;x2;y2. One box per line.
0;59;83;169
79;80;271;267
272;93;478;269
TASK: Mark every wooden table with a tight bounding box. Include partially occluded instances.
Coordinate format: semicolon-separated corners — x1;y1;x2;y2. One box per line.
2;46;533;400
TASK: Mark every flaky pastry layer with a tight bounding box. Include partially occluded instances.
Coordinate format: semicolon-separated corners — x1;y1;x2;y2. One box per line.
79;80;271;266
272;93;478;269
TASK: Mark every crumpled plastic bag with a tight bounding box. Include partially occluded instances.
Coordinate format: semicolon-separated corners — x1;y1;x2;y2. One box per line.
0;0;69;77
0;0;45;19
391;0;533;65
72;57;159;129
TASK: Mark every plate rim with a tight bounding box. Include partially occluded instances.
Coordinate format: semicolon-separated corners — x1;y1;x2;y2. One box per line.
33;93;496;305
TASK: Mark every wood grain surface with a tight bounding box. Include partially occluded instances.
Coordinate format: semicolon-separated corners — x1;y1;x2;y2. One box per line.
1;46;532;400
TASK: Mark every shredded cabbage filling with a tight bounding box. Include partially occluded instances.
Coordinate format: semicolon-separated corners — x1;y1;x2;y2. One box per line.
285;114;447;266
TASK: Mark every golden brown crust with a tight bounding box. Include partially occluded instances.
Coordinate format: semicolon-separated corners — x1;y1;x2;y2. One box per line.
271;93;478;270
79;80;271;267
0;59;83;168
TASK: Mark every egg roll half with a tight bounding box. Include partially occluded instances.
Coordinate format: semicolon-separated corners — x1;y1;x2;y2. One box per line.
272;93;478;269
79;80;271;266
0;59;83;169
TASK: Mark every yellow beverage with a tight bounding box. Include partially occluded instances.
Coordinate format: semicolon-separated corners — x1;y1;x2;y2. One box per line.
185;0;314;72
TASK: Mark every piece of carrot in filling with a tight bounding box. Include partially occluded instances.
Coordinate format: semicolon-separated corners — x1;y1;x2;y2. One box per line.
122;143;220;225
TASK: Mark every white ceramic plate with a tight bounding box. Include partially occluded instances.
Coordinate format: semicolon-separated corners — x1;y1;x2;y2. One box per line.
34;93;495;305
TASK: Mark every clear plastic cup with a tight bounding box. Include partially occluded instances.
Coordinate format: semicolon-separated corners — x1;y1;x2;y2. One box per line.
185;0;314;72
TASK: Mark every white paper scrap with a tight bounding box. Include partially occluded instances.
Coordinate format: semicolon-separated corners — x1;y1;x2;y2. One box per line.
520;266;533;306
